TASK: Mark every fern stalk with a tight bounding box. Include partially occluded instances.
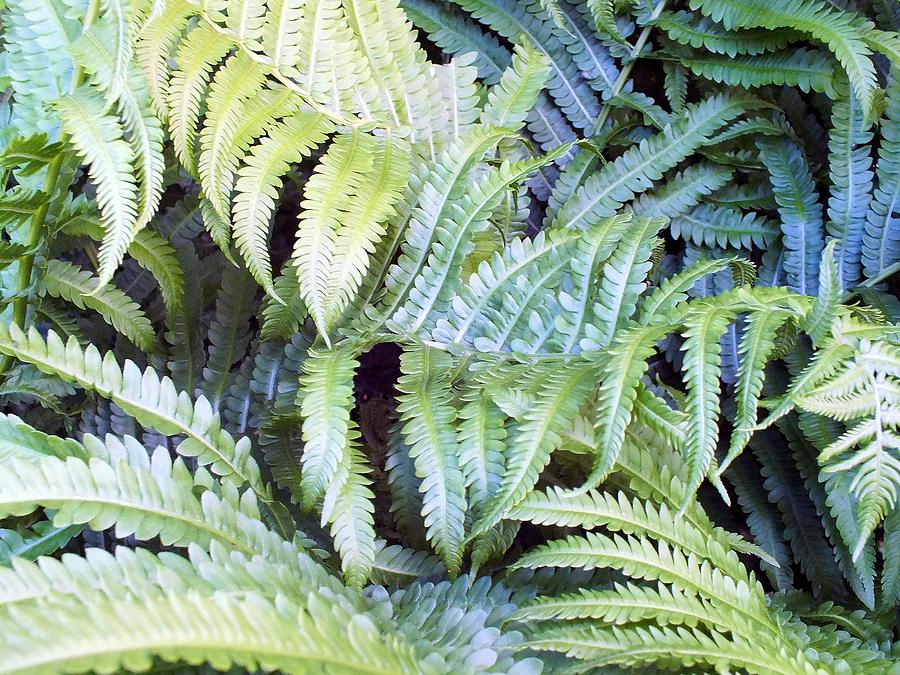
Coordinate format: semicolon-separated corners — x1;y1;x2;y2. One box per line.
590;0;668;136
7;5;99;314
1;0;101;377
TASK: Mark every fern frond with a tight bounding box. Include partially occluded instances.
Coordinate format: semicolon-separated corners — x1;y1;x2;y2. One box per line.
680;299;736;500
511;532;771;627
126;228;185;313
803;242;842;347
400;0;510;85
166;23;231;175
298;346;358;511
720;309;792;474
259;266;307;342
583;216;666;349
0;522;80;564
757;136;825;295
373;126;510;324
54;87;139;287
680;48;836;95
72;31;165;230
826;89;874;291
798;340;900;555
457;391;507;512
509;487;748;579
862;70;900;282
431;229;577;349
632;163;733;220
751;427;846;597
449;0;601;130
292;128;377;337
4;0;80;134
0;188;48;230
514;582;730;628
322;437;377;588
201;264;257;411
234;110;332;297
470;362;594;539
40;259;154;351
552;94;759;230
319;133;410;330
0;324;266;496
385;419;426;549
690;0;883;121
198;52;268;222
670;204;779;250
481;39;550;131
0;586;424;673
882;507;900;607
343;0;443;144
637;257;732;322
549;214;634;352
134;0;195;119
391;144;571;334
581;325;669;488
656;10;797;57
0;412;88;464
524;623;810;673
0;451;266;556
370;542;446;584
397;346;466;574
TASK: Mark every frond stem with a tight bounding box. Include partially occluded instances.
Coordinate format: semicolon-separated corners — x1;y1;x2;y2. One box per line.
590;0;668;137
844;260;900;302
0;0;101;376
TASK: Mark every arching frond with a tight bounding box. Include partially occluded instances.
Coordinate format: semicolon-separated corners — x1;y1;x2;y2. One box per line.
236;111;333;297
0;324;266;497
54;87;139;287
39;260;154;351
552;94;758;231
690;0;889;121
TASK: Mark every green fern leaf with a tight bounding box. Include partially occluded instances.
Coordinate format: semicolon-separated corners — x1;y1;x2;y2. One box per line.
681;299;737;501
259;266;308;342
0;586;424;673
0;452;265;556
198;52;269;223
235;110;333;297
481;39;550;130
54;87;139;287
292;128;378;338
757;136;825;296
690;0;882;121
71;30;165;230
40;259;154;351
669;204;779;250
581;324;670;488
322;437;377;589
391;143;571;334
470;361;595;539
0;324;266;497
319;133;410;330
680;48;836;95
397;346;466;575
298;346;359;511
552;94;759;230
166;23;231;175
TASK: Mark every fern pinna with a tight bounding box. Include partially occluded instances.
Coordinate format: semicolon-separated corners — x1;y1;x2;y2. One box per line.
1;0;900;671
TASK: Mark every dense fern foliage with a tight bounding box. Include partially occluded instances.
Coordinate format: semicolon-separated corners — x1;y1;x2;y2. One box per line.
1;0;900;671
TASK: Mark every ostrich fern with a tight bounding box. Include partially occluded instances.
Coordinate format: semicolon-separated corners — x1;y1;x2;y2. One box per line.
0;0;900;672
